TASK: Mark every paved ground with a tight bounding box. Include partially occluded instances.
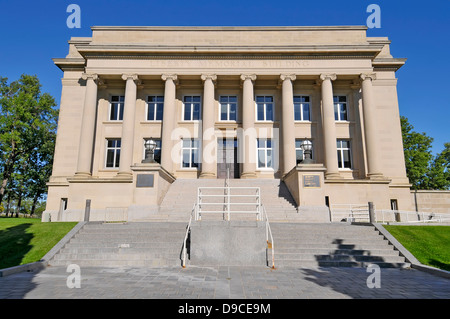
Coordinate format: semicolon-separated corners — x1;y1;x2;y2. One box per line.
0;265;448;299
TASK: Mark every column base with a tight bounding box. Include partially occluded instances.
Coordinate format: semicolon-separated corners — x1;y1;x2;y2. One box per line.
73;172;92;179
368;173;388;181
115;171;133;180
199;172;216;179
325;172;341;180
240;172;257;179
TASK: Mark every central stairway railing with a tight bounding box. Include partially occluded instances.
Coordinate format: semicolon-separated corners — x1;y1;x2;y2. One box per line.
182;167;275;268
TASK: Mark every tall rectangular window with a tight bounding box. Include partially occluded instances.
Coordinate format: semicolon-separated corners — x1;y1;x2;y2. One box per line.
106;139;121;168
110;96;124;121
257;138;273;169
182;139;200;168
219;96;237;121
294;96;311;121
337;140;352;169
334;96;348;121
183;96;201;121
143;138;161;163
147;96;164;121
256;96;274;121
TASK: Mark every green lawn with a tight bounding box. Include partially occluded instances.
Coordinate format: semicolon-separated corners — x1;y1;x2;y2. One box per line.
384;225;450;271
0;217;77;269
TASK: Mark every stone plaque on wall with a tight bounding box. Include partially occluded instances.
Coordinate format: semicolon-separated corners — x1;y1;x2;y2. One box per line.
303;175;321;188
136;174;154;188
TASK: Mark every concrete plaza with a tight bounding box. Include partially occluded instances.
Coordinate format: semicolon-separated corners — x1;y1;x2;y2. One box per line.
0;265;448;299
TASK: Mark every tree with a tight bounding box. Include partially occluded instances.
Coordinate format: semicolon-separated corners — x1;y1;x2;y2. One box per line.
0;74;58;213
400;116;434;189
427;143;450;190
401;116;450;190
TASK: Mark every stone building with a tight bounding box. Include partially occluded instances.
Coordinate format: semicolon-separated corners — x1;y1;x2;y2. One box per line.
44;26;413;222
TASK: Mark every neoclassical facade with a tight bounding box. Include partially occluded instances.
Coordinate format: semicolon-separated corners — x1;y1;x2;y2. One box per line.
44;26;413;222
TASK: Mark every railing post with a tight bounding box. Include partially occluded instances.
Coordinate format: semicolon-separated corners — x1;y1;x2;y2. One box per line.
368;202;375;223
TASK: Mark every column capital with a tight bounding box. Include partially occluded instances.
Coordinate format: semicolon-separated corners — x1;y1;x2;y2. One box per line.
201;74;217;82
81;73;99;82
161;74;178;83
121;73;140;82
360;73;377;82
280;74;297;82
319;73;337;82
240;74;257;82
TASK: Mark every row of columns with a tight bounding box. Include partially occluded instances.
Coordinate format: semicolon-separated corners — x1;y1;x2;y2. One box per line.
74;72;382;180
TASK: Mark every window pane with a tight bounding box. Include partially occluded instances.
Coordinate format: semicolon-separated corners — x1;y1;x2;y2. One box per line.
115;150;121;167
220;103;228;121
294;104;301;121
193;96;201;103
193;139;200;149
266;139;272;148
266;104;273;121
184;96;192;103
337;150;342;168
341;140;350;148
302;104;310;121
110;103;118;120
147;103;155;121
265;96;273;103
119;104;124;121
183;139;190;148
343;150;351;168
229;104;236;121
229;96;237;103
184;103;191;121
116;139;121;147
193;103;200;120
295;140;302;148
157;96;164;102
258;150;265;168
182;150;190;167
257;103;264;121
334;104;339;121
296;150;303;163
339;96;347;103
340;104;347;121
156;103;163;120
256;96;265;103
267;150;273;168
106;150;115;167
192;149;199;167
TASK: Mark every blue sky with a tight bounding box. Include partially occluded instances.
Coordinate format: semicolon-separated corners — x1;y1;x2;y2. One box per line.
1;0;449;154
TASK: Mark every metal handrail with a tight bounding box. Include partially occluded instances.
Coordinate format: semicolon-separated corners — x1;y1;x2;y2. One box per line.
262;204;275;269
182;203;196;268
376;209;450;224
197;186;262;221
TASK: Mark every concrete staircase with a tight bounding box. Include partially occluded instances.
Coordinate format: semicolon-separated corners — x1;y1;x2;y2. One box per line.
49;222;187;267
154;178;299;222
268;223;410;268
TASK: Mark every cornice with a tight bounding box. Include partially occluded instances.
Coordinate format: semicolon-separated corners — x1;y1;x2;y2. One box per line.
91;25;369;32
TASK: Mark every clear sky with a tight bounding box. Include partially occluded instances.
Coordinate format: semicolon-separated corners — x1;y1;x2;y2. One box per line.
1;0;448;154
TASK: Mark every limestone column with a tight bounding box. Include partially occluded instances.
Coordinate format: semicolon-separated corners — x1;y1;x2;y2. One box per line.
320;73;340;179
280;74;297;175
200;74;217;178
160;74;178;173
75;73;99;177
117;74;140;177
360;73;383;179
240;74;257;179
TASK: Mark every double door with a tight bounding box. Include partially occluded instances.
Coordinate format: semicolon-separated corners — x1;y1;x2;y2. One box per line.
217;139;239;179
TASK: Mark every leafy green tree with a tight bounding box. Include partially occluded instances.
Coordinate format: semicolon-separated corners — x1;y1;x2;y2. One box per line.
427;143;450;190
400;116;434;190
0;74;58;211
401;116;450;190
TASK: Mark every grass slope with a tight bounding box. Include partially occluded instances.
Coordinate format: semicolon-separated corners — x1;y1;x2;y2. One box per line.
0;217;77;269
384;225;450;271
